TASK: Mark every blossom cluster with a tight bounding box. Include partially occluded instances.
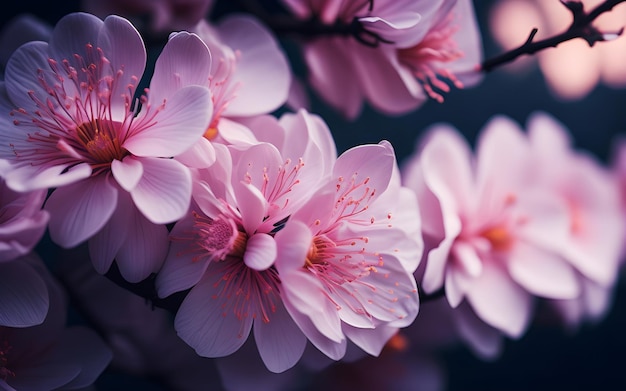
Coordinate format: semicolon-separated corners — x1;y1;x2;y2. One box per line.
0;0;625;390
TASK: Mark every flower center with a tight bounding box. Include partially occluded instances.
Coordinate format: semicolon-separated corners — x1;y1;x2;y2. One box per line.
397;14;464;103
76;119;128;167
176;211;245;263
8;43;150;173
480;225;513;251
304;235;335;268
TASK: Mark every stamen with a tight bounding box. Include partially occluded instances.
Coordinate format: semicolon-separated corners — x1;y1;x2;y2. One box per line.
480;225;513;251
397;13;464;102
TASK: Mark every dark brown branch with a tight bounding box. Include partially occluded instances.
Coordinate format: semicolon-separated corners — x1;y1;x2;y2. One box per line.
482;0;626;72
232;0;392;47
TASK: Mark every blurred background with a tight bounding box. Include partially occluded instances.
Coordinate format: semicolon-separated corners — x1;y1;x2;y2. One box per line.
2;0;626;389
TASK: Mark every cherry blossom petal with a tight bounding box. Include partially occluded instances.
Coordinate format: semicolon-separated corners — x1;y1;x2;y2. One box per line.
130;157;192;224
453;302;504;360
464;261;532;338
276;222;343;342
149;31;212;104
475;115;530;197
234;181;269;235
0;210;49;262
115;207;169;283
0;260;48;327
45;175;118;248
175;273;254;357
419;127;472;293
48;13;103;66
215;338;299;391
176;137;217;169
217;15;291;116
282;297;347;361
342;323;398;357
352;43;426;114
446;0;484;86
304;37;363;119
507;241;580;299
243;233;277;271
98;15;147;118
88;192;132;275
4;41;57;113
333;142;395;202
253;302;307;373
215;118;258;146
111;156;144;192
4;163;92;193
124;85;212;157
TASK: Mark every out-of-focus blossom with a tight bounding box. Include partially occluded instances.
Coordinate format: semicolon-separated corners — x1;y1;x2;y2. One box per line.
525;113;624;328
0;257;111;390
490;0;626;100
82;0;214;35
0;174;49;328
55;245;225;391
178;15;292;167
280;0;483;118
274;140;422;363
402;115;584;350
156;109;336;373
610;136;626;263
0;12;213;282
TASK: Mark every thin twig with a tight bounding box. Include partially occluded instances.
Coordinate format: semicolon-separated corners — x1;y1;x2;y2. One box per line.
482;0;626;72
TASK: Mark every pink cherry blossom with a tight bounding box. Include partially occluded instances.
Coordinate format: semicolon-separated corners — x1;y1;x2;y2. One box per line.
156;109;337;373
177;15;292;167
610;136;626;259
524;113;625;328
281;0;482;118
402;115;583;341
274;140;421;362
0;257;111;390
0;12;213;282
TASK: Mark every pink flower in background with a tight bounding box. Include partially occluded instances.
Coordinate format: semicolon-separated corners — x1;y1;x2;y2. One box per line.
274;140;421;362
525;113;625;328
178;14;292;167
0;257;111;390
490;0;626;100
0;13;213;281
156;109;337;373
281;0;482;118
0;176;49;328
82;0;214;35
402;116;582;346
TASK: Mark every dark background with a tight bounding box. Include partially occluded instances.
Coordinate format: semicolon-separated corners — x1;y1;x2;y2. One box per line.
2;0;626;390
